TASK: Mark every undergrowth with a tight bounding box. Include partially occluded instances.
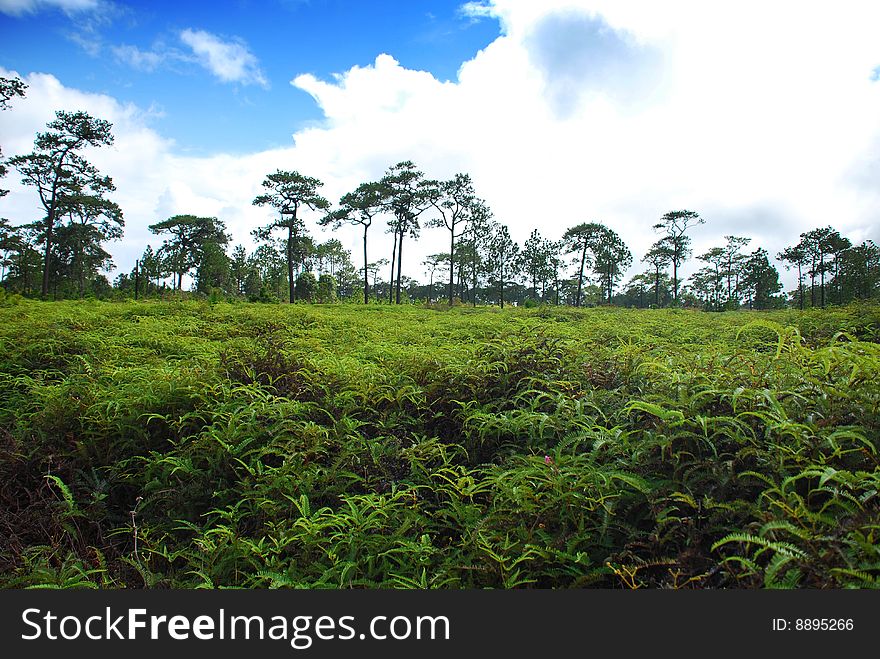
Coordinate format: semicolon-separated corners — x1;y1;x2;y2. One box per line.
1;301;877;588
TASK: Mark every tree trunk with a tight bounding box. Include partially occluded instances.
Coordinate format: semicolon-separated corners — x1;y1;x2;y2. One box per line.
797;262;803;310
395;230;404;305
672;250;679;303
654;266;660;307
41;211;54;298
458;263;467;302
388;227;398;304
77;239;85;299
363;226;369;305
726;260;732;302
810;257;816;307
471;256;477;308
499;262;504;309
607;262;613;303
576;241;587;307
448;227;455;304
287;223;295;303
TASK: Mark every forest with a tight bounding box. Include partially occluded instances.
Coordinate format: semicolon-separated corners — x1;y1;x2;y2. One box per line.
2;76;879;309
1;75;878;590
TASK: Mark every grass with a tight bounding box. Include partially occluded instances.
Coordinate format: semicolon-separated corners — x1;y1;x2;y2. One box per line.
0;299;878;588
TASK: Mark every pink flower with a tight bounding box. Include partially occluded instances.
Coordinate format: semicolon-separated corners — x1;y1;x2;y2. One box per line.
544;455;553;465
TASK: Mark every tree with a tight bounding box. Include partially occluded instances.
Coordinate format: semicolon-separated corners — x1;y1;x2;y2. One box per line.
317;273;337;303
485;222;519;308
330;255;360;299
685;267;718;308
0;218;14;286
249;241;287;301
642;241;672;307
739;248;782;309
0;76;27;111
364;258;386;302
777;244;808;310
545;240;565;306
380;161;431;304
252;170;329;303
9;110;115;296
562;223;594;307
0;222;41;294
295;271;317;302
424;173;476;304
294;234;317;276
451;240;471;301
1;76;28;198
562;222;630;306
519;229;552;303
696;246;726;311
624;271;669;308
313;239;349;277
622;273;653;308
652;210;705;304
461;198;493;307
195;240;231;295
138;244;168;294
321;181;385;304
834;241;880;301
58;193;123;297
796;227;850;308
229;245;249;296
422;253;448;303
536;237;558;302
721;235;751;304
826;231;852;305
798;232;821;307
149;215;228;290
589;225;632;303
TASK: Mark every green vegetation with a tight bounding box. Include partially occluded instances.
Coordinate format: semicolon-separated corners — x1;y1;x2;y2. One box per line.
1;299;877;589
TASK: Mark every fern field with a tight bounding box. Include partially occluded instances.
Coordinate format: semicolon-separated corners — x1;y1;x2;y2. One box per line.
0;299;877;589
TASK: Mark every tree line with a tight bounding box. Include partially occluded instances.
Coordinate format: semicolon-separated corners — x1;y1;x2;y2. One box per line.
2;80;878;308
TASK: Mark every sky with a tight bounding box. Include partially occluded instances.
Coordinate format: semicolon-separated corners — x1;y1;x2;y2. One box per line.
1;0;879;291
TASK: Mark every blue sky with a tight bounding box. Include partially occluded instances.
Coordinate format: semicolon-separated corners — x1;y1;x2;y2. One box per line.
1;0;500;153
1;1;879;287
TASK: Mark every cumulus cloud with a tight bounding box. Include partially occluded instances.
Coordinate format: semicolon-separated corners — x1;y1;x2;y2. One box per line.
3;0;880;290
179;28;268;88
0;69;290;285
282;1;880;280
1;69;175;259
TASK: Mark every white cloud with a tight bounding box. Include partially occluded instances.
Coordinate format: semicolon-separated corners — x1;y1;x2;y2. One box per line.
179;28;268;88
111;44;166;72
3;1;880;292
0;0;99;15
0;69;291;285
284;0;880;282
458;1;495;20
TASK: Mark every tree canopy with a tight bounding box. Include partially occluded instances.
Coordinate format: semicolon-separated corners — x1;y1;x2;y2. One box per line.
149;215;228;290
